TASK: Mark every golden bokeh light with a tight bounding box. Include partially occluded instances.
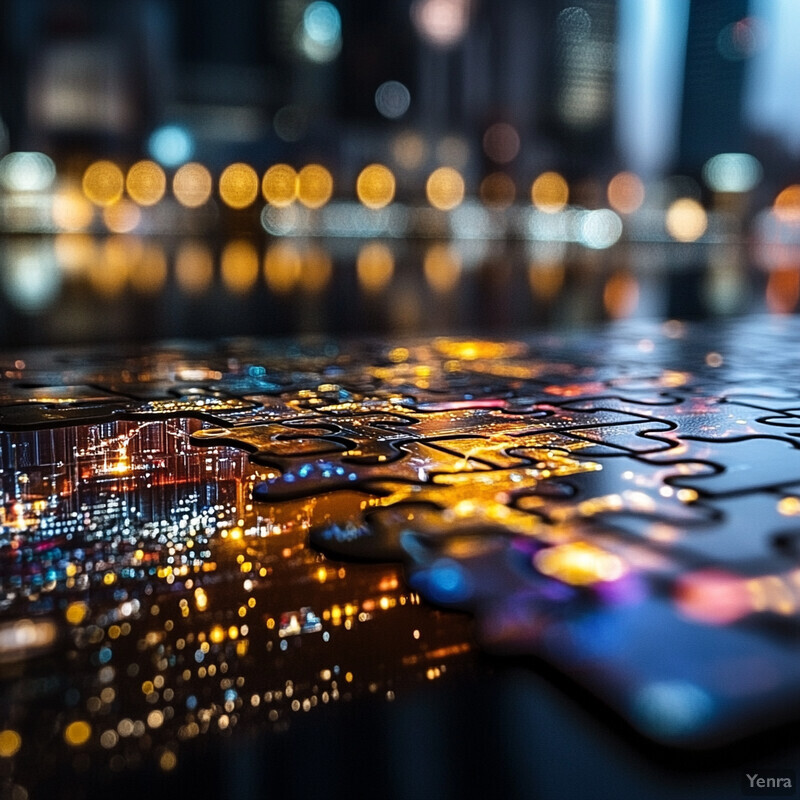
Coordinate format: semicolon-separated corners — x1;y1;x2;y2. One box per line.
529;262;565;301
54;233;97;275
356;242;394;292
297;164;334;208
175;241;214;295
82;160;124;207
0;730;21;758
479;172;516;208
173;163;213;208
534;541;626;586
531;171;568;213
773;185;800;223
64;720;92;747
426;167;465;211
221;239;259;293
665;197;707;242
264;242;302;293
130;245;167;294
356;164;396;209
102;199;141;234
52;188;94;230
262;164;298;207
607;171;645;214
88;236;139;297
126;160;166;206
300;247;332;292
423;244;461;293
219;163;259;209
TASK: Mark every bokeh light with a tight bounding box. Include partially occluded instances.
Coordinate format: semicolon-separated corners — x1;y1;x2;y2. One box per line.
63;721;91;747
175;241;214;295
717;17;765;61
773;186;800;223
0;152;56;192
531;172;568;213
557;6;592;41
297;164;333;209
423;244;461;293
482;123;520;164
221;239;259;293
579;209;623;249
426;167;465;210
102;199;141;234
356;242;394;292
300;247;332;292
411;0;471;47
375;81;411;120
702;153;762;193
300;1;342;63
607;171;645;214
51;188;94;231
219;163;259;209
356;164;396;209
130;245;168;294
665;198;707;242
82;161;124;207
126;160;166;206
262;164;298;207
148;125;194;167
604;271;639;318
264;242;302;293
479;173;516;209
766;268;800;314
0;730;21;758
391;131;428;170
173;163;213;208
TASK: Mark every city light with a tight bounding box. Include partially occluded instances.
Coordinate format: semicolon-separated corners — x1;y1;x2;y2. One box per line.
423;244;461;293
173;163;213;208
356;164;396;209
264;242;302;293
175;241;214;295
296;164;333;209
0;152;56;192
262;164;298;207
356;242;394;291
375;81;411;120
82;161;124;207
148;125;194;167
482;123;520;164
221;239;259;292
219;163;260;209
426;167;465;210
479;173;516;208
300;2;342;63
531;172;569;213
607;171;645;214
126;160;166;206
665;197;707;242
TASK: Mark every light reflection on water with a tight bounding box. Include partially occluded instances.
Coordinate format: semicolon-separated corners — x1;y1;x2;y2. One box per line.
0;235;785;346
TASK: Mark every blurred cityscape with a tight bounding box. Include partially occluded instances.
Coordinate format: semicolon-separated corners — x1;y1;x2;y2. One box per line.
1;0;800;342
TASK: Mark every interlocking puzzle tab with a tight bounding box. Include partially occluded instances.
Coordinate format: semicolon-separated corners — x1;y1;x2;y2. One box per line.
4;318;800;747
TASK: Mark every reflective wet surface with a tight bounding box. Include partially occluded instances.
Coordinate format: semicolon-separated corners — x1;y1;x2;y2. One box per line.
0;235;786;347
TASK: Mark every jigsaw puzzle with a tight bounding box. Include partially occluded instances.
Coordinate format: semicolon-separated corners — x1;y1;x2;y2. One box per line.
3;316;800;762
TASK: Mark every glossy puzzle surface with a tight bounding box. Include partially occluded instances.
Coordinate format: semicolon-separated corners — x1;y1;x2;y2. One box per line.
3;317;800;786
